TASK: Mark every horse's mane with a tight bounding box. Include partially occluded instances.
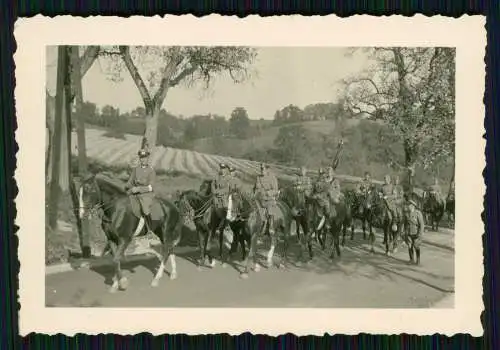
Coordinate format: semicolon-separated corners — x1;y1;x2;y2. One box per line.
94;173;128;196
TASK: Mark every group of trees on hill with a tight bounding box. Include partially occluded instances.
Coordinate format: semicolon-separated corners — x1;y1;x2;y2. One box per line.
272;102;346;125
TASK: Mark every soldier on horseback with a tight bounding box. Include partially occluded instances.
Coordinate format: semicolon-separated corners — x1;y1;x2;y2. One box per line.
125;148;156;236
227;166;241;221
211;163;231;224
311;168;332;231
428;177;444;202
358;171;374;195
253;163;279;235
380;174;400;232
294;166;312;198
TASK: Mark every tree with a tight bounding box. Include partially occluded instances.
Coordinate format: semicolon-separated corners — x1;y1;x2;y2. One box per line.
273;125;313;166
342;47;455;190
100;46;257;148
229;107;250;138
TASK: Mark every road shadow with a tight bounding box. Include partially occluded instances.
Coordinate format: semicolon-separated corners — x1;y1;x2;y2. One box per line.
261;227;454;294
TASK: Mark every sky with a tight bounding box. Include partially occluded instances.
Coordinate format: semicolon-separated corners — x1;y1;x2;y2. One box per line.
46;47;369;120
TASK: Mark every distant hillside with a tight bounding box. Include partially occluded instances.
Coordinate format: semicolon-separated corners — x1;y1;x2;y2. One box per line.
190;119;361;158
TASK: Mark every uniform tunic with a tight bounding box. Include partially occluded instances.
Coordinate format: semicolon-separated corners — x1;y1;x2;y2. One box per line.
211;174;231;209
125;165;156;215
294;175;312;197
381;183;399;217
403;209;425;247
358;179;373;194
254;173;279;216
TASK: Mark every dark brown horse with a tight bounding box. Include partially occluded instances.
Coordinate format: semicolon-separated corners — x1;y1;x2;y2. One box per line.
342;188;371;243
279;184;314;262
423;191;445;231
310;193;350;259
239;195;294;279
79;173;184;292
365;187;403;255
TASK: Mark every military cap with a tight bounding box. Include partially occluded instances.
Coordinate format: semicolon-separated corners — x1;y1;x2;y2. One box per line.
408;199;418;207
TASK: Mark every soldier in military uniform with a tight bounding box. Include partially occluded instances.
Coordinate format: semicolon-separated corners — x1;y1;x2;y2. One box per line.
226;166;241;221
311;168;332;230
211;163;231;221
428;177;444;202
294;166;312;198
358;172;374;194
125;148;157;235
380;175;399;231
253;163;280;235
403;199;425;265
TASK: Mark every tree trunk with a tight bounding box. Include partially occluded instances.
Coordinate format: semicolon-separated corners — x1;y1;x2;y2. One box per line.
404;140;417;194
143;103;162;149
70;46;88;176
47;47;68;230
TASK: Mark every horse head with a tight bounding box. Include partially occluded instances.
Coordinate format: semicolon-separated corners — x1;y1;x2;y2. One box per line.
199;179;213;197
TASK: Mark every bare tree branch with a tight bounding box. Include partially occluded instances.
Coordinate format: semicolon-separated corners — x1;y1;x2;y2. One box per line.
118;46;153;111
80;46;100;77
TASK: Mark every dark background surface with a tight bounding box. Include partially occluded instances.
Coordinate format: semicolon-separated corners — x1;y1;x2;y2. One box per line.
1;1;497;349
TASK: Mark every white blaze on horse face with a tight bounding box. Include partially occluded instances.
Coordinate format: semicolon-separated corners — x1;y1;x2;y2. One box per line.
133;217;145;237
226;195;233;220
317;216;325;231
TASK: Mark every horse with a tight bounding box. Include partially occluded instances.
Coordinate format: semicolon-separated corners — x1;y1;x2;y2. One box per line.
365;187;403;255
79;173;184;292
422;190;445;231
239;194;294;279
309;192;350;260
342;188;371;242
279;185;314;262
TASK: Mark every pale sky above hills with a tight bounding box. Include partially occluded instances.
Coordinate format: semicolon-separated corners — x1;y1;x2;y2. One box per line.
46;47;369;119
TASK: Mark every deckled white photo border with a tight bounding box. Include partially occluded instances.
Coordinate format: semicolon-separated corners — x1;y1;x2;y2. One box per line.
14;14;485;336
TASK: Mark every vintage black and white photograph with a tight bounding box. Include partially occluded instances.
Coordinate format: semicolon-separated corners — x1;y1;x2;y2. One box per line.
43;44;457;308
15;15;484;335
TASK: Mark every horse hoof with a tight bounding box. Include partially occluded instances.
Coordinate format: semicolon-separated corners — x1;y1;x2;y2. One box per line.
278;263;286;269
119;277;129;290
296;261;302;267
221;262;228;269
265;261;273;269
109;285;119;293
151;279;160;287
170;272;178;280
240;273;249;279
253;264;261;272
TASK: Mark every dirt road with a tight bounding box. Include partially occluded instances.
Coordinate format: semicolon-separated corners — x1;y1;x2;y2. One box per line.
45;229;454;308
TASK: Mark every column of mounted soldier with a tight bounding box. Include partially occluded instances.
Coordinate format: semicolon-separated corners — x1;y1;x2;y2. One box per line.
80;140;452;282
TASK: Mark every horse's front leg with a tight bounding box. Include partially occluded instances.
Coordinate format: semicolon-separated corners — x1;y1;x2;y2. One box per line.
278;229;289;269
196;227;206;270
334;225;342;258
109;238;130;293
304;220;314;261
265;218;276;269
217;219;228;267
368;219;375;253
240;231;258;279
